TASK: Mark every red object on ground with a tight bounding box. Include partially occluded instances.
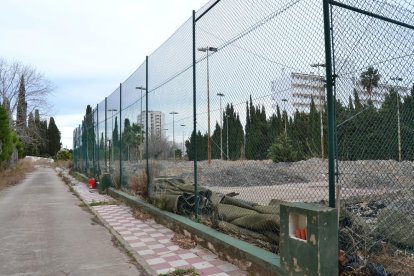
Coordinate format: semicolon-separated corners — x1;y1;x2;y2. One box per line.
295;229;301;239
88;178;96;189
300;228;306;240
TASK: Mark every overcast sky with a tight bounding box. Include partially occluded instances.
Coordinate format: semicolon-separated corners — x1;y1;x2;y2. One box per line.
0;0;208;149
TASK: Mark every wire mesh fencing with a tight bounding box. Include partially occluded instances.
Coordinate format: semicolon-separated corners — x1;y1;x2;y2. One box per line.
72;0;414;264
331;0;414;272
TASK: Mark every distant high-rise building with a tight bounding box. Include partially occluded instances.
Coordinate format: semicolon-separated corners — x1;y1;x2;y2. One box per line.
137;111;165;138
354;81;410;107
290;72;325;113
272;72;325;115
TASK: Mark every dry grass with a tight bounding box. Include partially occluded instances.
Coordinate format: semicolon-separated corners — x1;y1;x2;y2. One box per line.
368;249;414;275
340;253;414;276
171;233;197;250
0;159;34;191
129;171;148;198
132;207;152;221
53;160;73;169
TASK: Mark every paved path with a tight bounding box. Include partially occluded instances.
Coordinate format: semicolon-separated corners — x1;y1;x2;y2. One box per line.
66;172;247;275
0;167;140;276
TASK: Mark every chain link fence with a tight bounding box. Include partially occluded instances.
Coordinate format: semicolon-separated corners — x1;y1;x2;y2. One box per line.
331;0;414;273
72;0;413;269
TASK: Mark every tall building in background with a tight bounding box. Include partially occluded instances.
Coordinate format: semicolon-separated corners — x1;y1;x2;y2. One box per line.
290;72;325;113
271;71;325;115
354;81;410;107
137;111;165;138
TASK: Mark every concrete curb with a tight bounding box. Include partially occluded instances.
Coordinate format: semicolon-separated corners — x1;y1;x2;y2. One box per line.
109;188;284;275
61;172;156;276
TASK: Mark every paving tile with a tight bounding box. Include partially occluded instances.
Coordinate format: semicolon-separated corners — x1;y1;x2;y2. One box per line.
148;244;166;250
202;254;218;261
68;174;248;276
138;249;155;256
168;260;189;267
147;257;166;265
192;261;214;270
180;253;198;260
164;255;181;262
198;266;223;275
217;263;239;272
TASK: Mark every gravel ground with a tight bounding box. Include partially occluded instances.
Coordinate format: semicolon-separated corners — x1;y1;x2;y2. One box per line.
144;158;414;189
122;158;413;206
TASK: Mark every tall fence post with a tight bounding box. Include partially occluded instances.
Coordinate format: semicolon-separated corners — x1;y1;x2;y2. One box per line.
145;56;149;190
96;104;99;177
192;10;199;218
105;97;108;173
323;0;336;208
120;83;123;187
93;110;96;178
83;118;88;173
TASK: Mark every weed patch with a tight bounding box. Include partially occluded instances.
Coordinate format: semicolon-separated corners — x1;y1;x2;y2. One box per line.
89;201;118;207
158;267;199;276
132;207;152;221
0;159;34;191
171;233;197;250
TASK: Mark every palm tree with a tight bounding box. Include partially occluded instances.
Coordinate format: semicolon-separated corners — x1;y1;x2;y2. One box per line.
360;67;380;100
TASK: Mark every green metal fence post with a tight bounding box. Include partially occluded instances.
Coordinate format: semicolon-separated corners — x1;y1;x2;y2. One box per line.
120;83;123;187
145;56;149;190
323;0;336;208
93;110;96;178
96;104;99;177
192;10;199;218
105;97;108;173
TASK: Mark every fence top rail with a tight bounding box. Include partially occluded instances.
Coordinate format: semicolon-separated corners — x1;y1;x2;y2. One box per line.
330;0;414;30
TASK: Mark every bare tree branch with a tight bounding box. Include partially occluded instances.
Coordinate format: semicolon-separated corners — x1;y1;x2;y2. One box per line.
0;58;54;120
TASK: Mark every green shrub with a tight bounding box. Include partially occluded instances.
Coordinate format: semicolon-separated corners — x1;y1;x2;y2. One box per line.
0;106;13;168
56;149;72;161
175;149;182;159
267;133;302;163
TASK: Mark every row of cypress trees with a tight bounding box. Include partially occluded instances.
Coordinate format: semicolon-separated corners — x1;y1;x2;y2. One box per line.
185;86;414;162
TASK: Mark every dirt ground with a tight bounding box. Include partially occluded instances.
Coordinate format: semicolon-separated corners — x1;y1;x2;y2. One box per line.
139;158;411;205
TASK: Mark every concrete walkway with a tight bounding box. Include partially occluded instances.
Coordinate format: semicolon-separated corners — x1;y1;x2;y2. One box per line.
0;167;140;276
66;171;247;275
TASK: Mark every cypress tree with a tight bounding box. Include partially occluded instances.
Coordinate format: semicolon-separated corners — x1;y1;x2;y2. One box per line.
0;106;13;168
47;117;61;156
211;122;221;159
16;75;27;131
223;104;244;160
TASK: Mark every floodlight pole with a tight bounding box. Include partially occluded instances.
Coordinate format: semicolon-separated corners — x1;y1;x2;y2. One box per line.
170;111;178;160
136;86;146;160
217;93;225;159
181;124;186;155
198;46;218;164
391;77;403;162
108;108;117;164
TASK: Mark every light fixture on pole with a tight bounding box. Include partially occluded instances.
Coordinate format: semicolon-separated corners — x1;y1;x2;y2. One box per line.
169;111;178;160
180;124;186;155
198;46;218;164
311;63;326;161
217;93;225;160
108;108;117;163
281;99;288;134
136;86;146;160
391;77;403;162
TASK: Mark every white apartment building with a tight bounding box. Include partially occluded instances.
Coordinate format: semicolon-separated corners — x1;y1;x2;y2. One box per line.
271;72;325;115
137;111;165;138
